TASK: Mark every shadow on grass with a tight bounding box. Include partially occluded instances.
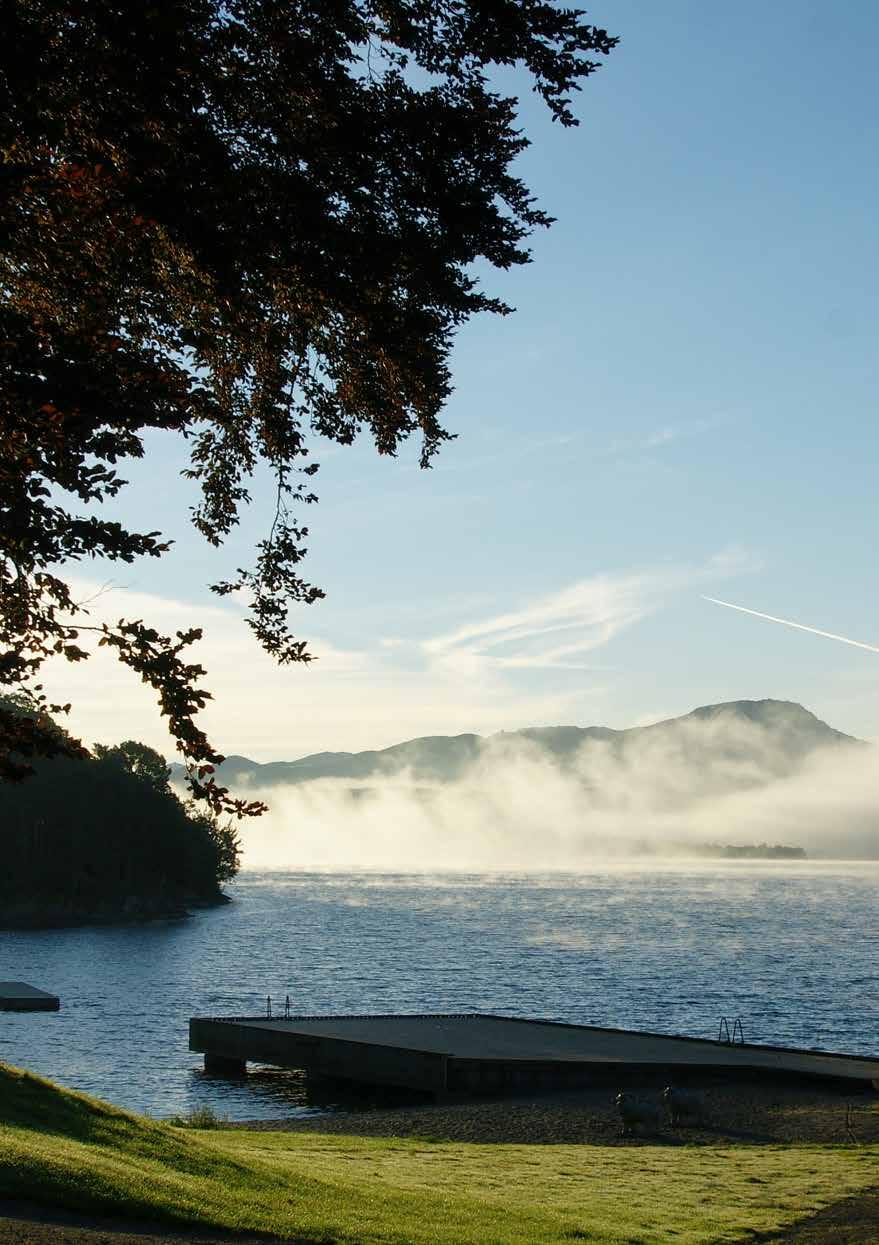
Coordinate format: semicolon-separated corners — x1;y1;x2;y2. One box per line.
728;1188;879;1244
0;1198;317;1244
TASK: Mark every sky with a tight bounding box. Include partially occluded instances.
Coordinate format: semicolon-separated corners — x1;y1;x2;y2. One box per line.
47;0;879;761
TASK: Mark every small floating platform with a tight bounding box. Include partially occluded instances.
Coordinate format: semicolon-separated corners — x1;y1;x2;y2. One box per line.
189;1012;879;1096
0;981;60;1012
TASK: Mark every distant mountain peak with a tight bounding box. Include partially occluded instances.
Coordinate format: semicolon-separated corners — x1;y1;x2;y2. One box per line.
679;698;858;740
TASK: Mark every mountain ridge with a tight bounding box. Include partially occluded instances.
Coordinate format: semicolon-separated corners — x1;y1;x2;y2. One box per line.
171;699;862;790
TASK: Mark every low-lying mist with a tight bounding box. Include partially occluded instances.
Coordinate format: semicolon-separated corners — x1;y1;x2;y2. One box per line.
233;713;879;868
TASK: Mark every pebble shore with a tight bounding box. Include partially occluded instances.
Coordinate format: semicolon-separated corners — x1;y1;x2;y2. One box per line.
227;1080;879;1147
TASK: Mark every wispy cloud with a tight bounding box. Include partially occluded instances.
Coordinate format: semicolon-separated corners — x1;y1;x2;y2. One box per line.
41;548;756;760
425;574;648;673
601;414;727;460
436;412;727;477
41;577;595;758
425;548;758;675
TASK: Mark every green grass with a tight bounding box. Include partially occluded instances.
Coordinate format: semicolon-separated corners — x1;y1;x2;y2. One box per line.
166;1103;228;1129
0;1062;875;1244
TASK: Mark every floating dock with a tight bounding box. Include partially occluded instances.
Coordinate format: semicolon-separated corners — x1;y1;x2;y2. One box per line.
189;1013;879;1096
0;981;60;1012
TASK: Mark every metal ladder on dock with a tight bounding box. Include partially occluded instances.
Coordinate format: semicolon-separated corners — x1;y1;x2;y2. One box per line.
717;1015;745;1044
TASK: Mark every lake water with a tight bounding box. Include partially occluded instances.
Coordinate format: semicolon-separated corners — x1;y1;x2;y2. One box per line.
2;863;877;1119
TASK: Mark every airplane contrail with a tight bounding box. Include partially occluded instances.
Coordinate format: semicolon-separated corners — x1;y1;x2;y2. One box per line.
702;597;879;654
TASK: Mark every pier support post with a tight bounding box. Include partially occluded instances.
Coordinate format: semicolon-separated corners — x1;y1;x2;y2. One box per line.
204;1053;247;1076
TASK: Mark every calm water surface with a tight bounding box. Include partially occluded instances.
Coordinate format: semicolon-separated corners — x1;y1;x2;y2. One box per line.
2;864;877;1118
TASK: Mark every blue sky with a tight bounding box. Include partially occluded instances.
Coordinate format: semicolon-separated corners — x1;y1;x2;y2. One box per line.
52;0;879;758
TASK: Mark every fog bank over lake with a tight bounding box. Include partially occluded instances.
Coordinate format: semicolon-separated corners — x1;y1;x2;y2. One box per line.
230;703;877;868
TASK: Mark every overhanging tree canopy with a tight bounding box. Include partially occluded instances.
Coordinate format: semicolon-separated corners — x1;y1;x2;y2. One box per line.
0;0;616;811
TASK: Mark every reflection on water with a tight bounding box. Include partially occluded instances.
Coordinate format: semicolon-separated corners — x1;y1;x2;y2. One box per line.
1;863;877;1119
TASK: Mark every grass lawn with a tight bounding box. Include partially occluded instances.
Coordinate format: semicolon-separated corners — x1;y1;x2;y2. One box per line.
1;1062;876;1244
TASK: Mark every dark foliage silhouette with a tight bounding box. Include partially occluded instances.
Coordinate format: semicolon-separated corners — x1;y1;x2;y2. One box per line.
0;696;240;924
1;2;616;809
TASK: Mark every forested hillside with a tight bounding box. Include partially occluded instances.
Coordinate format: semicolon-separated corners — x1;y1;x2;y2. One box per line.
0;702;239;928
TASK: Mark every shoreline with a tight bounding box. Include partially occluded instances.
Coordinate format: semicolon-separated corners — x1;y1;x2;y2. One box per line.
0;891;230;931
223;1077;879;1147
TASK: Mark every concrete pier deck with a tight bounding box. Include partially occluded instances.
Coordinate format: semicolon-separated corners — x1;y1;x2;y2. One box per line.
189;1013;879;1096
0;982;60;1012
